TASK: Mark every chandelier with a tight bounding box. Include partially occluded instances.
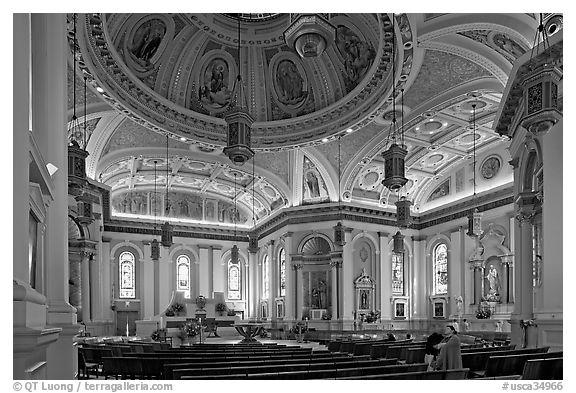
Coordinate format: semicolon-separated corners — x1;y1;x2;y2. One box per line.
283;14;336;58
231;172;239;264
161;135;174;247
223;16;255;166
334;135;346;246
381;15;408;192
467;104;483;238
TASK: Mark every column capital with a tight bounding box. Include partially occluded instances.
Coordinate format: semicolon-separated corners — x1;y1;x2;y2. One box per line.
515;210;536;225
210;245;223;251
329;260;342;269
292;263;304;271
470;259;484;270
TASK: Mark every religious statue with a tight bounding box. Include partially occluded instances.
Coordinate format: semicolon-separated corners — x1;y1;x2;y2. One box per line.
485;264;501;301
454;295;463;317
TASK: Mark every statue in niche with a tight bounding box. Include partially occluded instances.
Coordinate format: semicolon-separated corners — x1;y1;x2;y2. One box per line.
335;25;376;91
179;199;189;217
311;279;326;309
360;290;368;309
485;264;501;301
275;60;307;105
205;200;215;221
129;19;166;66
198;58;232;109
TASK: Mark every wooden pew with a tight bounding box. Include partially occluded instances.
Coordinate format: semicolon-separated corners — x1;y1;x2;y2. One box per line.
484;351;563;378
406;348;427;364
338;368;469;380
464;347;550;376
521;357;563;380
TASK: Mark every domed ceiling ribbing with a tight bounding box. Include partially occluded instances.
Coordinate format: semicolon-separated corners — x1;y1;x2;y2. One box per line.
77;13;398;150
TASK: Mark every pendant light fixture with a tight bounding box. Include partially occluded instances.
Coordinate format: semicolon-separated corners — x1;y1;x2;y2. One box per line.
223;15;255;166
68;13;89;183
161;135;174;247
392;230;405;254
334;134;346;246
231;172;239;264
151;160;160;260
395;88;412;229
248;156;259;251
467;104;483;238
381;14;408;192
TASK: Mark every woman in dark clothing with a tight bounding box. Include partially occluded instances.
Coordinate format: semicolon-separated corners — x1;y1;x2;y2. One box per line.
425;332;444;370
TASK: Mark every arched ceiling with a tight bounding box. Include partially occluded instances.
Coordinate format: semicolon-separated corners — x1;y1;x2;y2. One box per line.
66;13;557;226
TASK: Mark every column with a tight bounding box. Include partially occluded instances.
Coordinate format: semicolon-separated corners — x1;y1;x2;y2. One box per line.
294;262;304;320
90;245;103;322
330;252;343;320
198;246;210;297
341;230;354;321
32;13;78;379
68;252;82;319
472;261;484;305
267;241;276;319
80;251;92;323
101;242;112;322
158;246;170;311
411;237;427;320
283;233;294;320
330;261;339;319
500;255;513;304
378;232;391;321
141;243;154;319
211;246;224;295
515;211;535;319
207;245;214;297
247;249;258;318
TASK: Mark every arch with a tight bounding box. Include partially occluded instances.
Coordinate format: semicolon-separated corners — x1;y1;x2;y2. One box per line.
175;254;191;298
432;242;449;295
118;250;136;299
86;112;128;179
169;244;199;262
220;247;248;266
425;233;452;257
351;231;379;252
110;241;145;261
68;215;84;240
297;232;334;254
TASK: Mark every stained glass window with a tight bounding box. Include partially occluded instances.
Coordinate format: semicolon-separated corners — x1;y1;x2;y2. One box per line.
176;255;190;299
392;252;404;295
433;243;448;295
279;248;286;297
228;257;241;300
263;255;270;299
119;251;135;298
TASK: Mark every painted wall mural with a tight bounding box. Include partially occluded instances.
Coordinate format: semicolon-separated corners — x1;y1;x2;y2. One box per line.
302;157;329;203
198;58;232;110
335;25;376;93
128;19;166;67
111;190;249;224
274;59;308;106
427;178;450;202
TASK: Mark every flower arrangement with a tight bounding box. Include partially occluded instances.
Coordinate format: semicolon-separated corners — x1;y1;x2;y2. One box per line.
150;328;166;342
195;295;206;310
291;321;309;335
215;303;227;313
475;308;492;319
180;320;201;338
321;313;332;321
171;302;185;313
520;319;537;328
227;309;236;316
364;310;380;323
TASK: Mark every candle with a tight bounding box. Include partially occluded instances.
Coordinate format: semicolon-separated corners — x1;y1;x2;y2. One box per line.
126;320;129;337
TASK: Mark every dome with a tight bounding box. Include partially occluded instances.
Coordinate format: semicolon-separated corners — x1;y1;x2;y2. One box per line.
77;13;395;150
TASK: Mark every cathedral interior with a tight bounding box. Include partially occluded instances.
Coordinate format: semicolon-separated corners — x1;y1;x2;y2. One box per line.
13;13;563;380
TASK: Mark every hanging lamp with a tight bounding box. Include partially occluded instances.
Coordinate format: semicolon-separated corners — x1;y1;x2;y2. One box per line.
467;104;483;238
248;155;259;252
395;89;412;229
161;135;174;247
68;13;89;184
381;15;408;192
223;15;255;166
392;231;405;254
151;160;160;260
283;14;336;58
334;134;346;246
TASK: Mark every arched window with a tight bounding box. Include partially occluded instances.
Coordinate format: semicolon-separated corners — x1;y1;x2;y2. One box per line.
228;257;241;300
392;252;404;295
176;254;191;299
119;251;135;299
262;254;270;299
279;248;286;297
433;243;448;295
